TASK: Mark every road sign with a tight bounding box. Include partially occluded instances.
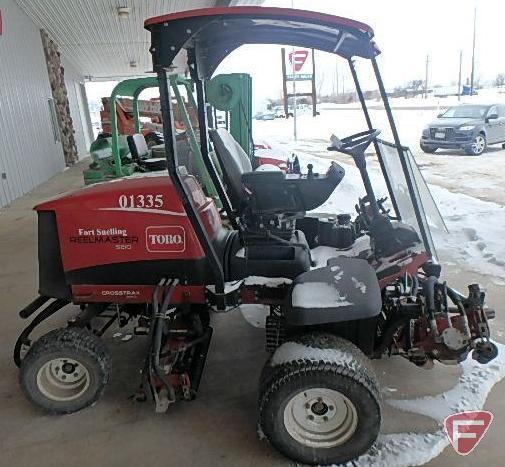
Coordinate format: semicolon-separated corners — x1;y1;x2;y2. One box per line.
286;74;313;81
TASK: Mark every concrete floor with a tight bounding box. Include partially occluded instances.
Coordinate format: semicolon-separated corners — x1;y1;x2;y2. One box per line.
1;160;504;466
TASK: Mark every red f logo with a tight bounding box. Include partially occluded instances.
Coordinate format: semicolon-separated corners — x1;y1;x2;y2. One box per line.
444;411;493;455
288;50;309;72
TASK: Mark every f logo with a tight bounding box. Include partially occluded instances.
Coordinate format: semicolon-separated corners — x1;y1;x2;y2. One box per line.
444;411;493;455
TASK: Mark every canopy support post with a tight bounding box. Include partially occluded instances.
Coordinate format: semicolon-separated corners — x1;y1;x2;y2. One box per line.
158;69;226;299
348;58;400;219
189;50;239;230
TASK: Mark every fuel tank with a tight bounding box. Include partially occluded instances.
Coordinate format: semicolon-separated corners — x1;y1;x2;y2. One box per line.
35;175;224;298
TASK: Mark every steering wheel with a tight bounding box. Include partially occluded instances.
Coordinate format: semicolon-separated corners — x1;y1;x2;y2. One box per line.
328;129;381;155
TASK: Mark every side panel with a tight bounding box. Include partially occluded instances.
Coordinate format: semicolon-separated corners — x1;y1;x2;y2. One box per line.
36;176;220;273
36;176;224;294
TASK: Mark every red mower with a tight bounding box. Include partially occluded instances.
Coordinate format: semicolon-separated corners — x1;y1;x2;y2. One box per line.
14;7;497;465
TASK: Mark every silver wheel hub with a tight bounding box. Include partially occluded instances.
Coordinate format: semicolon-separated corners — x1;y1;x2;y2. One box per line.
36;357;91;402
472;135;485;153
283;388;358;448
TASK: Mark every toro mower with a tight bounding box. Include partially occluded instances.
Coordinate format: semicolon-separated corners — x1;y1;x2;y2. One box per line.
14;7;497;466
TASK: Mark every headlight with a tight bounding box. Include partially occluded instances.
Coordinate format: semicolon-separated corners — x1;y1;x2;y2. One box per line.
459;125;475;131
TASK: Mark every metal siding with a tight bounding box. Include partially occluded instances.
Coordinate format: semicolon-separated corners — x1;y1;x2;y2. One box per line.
15;0;264;78
0;0;66;207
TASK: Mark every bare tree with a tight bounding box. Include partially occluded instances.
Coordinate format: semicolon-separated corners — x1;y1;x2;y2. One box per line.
495;73;505;88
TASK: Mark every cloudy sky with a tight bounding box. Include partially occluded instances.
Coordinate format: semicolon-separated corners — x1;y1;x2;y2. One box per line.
213;0;503;108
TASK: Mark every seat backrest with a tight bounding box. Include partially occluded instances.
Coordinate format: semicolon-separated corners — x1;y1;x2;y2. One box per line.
127;133;149;159
209;128;252;209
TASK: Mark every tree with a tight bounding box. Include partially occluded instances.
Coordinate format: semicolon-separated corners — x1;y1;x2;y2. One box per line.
495;73;505;88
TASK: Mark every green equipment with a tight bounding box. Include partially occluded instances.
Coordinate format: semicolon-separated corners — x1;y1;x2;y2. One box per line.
83;76;217;202
83;135;136;184
206;73;253;157
84;77;157;185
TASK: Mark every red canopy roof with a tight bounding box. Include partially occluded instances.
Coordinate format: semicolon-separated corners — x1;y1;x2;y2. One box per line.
145;7;378;77
145;6;374;35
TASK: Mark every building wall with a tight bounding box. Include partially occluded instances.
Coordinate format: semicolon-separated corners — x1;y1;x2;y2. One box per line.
0;0;65;207
0;0;91;207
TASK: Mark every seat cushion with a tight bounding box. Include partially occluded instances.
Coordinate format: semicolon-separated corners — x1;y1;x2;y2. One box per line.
209;128;252;209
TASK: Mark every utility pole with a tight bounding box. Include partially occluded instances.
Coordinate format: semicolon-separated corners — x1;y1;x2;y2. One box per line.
335;59;339;99
424;54;430;99
280;48;289;118
311;48;317;117
470;7;477;96
458;50;463;101
291;47;298;141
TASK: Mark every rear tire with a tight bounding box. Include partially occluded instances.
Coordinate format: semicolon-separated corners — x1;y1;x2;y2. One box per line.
259;333;381;465
465;133;486;155
20;328;111;414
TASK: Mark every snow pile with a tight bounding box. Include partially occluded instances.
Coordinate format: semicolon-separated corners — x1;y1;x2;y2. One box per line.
291;282;353;309
270;341;356;368
430;184;505;283
240;304;269;328
243;276;292;287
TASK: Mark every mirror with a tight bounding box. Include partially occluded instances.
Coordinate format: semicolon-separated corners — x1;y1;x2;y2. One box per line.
486;113;498;123
437;113;444;118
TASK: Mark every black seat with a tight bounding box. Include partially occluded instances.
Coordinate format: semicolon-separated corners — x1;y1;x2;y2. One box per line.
210;128;345;215
209;128;252;209
127;133;149;159
127;133;167;171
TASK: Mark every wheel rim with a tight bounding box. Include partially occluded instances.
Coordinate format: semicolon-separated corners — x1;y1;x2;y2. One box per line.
36;357;91;402
472;135;485;154
283;388;358;448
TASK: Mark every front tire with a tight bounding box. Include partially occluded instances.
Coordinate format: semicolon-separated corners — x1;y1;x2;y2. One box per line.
259;334;381;465
20;328;111;414
465;133;486;155
420;143;438;154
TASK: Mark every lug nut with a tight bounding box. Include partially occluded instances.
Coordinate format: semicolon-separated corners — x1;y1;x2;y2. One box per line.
308;415;314;420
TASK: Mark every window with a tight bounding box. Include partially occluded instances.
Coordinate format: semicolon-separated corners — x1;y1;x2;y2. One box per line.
487;106;498;118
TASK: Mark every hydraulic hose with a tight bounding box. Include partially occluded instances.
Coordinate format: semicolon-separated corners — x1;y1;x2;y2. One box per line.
151;279;179;402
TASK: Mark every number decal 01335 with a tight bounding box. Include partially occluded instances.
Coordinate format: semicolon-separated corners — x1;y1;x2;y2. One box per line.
118;194;164;209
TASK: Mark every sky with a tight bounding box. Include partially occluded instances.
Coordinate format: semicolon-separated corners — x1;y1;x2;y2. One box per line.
87;0;505;111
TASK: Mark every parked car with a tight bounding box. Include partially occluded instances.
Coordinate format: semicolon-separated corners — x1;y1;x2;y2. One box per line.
420;104;505;155
256;111;276;121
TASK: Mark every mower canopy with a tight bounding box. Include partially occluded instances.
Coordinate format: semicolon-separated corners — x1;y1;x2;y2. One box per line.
145;7;380;78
